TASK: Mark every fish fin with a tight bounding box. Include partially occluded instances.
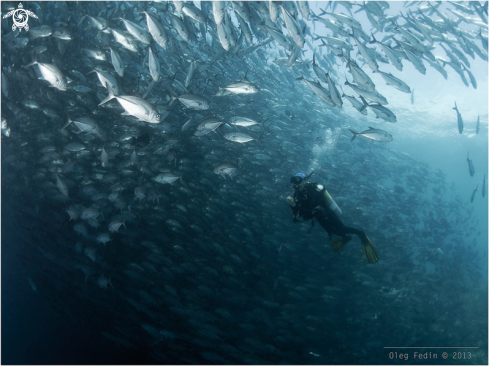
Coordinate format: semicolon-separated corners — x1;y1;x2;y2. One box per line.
99;87;116;106
348;129;358;142
369;33;377;44
24;60;39;68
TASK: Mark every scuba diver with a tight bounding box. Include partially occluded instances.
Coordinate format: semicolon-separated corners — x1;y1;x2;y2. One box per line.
286;172;379;263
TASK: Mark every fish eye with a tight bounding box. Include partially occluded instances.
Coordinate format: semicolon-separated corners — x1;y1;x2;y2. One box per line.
156;114;160;119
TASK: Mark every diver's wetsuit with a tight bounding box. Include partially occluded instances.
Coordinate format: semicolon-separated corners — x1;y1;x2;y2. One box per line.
291;182;367;241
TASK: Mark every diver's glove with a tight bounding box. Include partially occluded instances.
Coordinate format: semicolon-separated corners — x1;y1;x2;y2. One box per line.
286;196;295;207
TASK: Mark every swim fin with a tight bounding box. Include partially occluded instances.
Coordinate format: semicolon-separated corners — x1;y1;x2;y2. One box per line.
361;235;379;264
331;235;352;252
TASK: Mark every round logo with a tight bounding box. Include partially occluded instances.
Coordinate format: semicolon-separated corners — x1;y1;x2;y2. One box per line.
12;8;29;31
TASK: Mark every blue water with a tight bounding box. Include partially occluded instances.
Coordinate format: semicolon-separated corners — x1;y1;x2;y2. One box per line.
1;1;488;364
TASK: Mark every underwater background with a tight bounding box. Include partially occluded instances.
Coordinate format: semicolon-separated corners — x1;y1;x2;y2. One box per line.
1;1;488;364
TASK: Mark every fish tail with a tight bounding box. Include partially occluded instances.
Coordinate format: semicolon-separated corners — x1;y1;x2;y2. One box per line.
99;87;116;106
24;60;38;68
256;133;264;146
167;89;178;103
348;129;358;142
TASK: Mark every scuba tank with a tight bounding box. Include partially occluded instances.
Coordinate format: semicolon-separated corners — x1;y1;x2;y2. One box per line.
306;170;342;216
324;189;342;216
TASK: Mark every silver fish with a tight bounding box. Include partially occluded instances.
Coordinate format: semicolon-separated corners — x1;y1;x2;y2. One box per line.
110;28;138;53
212;1;226;26
182;3;207;24
482;175;486;198
175;93;209;110
90;69;121;96
453;101;464;134
281;5;304;49
360;97;397;123
296;76;335;107
214;162;237;179
148;48;160;82
120;18;151;45
319;10;362;29
56;174;69;196
312;54;328;84
168;12;190;42
108;219;126;233
351;33;378;72
269;1;280;23
109;47;124;77
297;1;310;20
228;117;265;129
143;11;169;50
342;55;376;92
154;172;182;184
342;93;367;115
99;89;160;124
25;61;67;91
101;146;109;167
316;35;352;50
83;48;106;61
401;45;426;74
370;35;403;71
467;152;475;177
185;60;197;88
349;127;393;142
470;185;478;203
345;80;388;105
224;132;261;145
223;81;259;94
325;72;342;108
375;70;411;93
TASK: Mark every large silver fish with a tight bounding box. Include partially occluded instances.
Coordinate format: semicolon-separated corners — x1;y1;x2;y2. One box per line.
99;89;160;124
349;127;393;142
281;5;304;49
109;47;124;77
143;11;169;50
174;93;209;110
375;70;411;93
297;76;335;107
360;97;397;123
222;81;259;94
25;61;67;91
224;132;261;145
345;80;388;105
